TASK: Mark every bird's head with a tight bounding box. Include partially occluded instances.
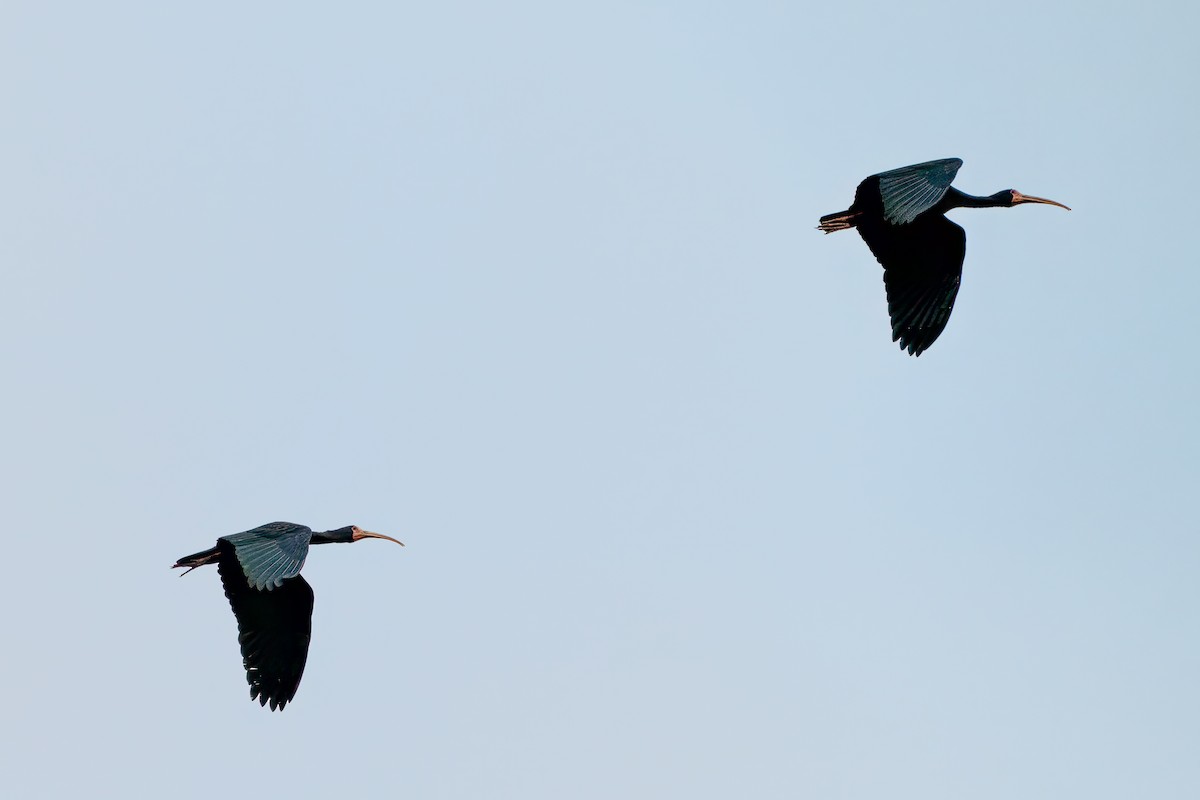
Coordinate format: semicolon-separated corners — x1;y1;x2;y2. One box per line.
312;525;405;546
1002;190;1071;210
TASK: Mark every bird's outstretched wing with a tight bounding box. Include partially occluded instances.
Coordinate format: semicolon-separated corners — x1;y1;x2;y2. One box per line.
868;158;963;226
218;540;314;711
220;521;311;590
856;213;966;356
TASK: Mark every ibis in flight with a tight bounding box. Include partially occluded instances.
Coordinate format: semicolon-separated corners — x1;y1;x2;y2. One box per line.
819;158;1069;356
173;521;404;710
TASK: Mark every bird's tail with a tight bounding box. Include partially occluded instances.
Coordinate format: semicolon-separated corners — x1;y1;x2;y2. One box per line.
817;210;860;234
172;545;220;576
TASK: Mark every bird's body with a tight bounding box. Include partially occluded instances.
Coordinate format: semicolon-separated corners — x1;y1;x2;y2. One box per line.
173;521;403;710
819;158;1069;356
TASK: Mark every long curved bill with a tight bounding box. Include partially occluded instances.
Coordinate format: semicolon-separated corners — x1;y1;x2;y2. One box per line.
1013;191;1071;210
353;529;405;546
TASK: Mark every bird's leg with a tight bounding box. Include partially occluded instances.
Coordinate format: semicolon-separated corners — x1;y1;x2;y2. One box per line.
172;545;221;574
817;210;860;233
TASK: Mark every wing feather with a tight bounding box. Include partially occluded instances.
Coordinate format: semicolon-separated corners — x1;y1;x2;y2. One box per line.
873;158;963;225
217;540;314;711
855;212;966;356
220;521;311;590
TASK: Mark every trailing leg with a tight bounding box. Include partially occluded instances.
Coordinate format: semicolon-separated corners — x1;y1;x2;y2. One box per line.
817;210;861;234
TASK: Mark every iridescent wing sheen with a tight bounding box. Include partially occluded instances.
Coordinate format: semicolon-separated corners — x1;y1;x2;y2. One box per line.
872;157;963;225
220;521;311;591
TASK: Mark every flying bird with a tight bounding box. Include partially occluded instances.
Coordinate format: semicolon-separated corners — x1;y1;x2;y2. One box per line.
819;158;1069;355
173;521;404;710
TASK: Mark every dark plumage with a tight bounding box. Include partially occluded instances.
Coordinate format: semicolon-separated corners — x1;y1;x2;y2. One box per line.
174;521;403;710
819;158;1069;356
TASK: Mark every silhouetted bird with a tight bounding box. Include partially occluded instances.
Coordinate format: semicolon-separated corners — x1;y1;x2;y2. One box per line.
819;158;1069;355
174;521;403;710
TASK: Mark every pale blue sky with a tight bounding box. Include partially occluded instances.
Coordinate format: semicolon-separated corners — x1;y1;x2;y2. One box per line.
2;2;1198;798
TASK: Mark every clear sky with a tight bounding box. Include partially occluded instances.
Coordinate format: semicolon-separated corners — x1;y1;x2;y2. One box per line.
2;2;1198;798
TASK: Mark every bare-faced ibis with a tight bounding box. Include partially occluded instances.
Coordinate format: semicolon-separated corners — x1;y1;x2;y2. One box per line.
819;158;1069;355
173;521;404;710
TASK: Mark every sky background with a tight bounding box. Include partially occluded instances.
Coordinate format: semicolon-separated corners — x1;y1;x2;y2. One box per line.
2;1;1198;797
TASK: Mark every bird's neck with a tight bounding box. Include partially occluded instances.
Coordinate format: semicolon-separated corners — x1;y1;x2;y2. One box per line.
944;187;1011;210
310;527;354;545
